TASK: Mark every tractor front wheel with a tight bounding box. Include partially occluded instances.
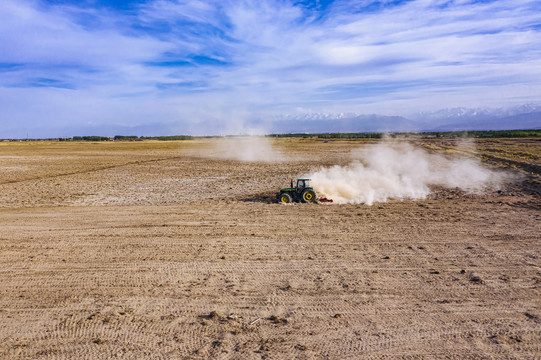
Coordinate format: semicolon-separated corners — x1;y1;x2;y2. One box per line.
301;189;316;203
279;193;292;204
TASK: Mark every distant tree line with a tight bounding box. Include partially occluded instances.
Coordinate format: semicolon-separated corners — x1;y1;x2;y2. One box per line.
1;129;539;142
422;130;541;138
268;129;540;139
268;133;383;139
113;135;138;141
139;135;193;140
72;136;111;141
58;135;194;141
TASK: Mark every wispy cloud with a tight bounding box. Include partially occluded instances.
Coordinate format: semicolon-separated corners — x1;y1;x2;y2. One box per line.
1;0;540;137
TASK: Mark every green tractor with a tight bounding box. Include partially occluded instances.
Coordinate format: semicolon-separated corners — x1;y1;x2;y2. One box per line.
277;178;316;204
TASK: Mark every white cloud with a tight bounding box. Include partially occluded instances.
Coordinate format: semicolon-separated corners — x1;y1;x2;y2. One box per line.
0;0;540;137
0;1;171;67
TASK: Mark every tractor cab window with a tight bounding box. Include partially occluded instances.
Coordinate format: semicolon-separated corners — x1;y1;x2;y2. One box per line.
297;179;310;188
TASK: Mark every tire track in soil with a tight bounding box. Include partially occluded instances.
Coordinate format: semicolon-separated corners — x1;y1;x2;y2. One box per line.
0;155;188;186
1;139;540;358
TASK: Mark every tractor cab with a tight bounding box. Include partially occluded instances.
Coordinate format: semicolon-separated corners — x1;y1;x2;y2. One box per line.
277;178;316;203
296;178;310;190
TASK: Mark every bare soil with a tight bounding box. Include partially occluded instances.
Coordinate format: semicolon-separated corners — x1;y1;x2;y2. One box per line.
0;138;540;359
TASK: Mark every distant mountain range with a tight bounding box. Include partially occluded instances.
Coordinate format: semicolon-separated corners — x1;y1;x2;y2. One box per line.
270;104;541;133
269;114;418;133
8;104;539;139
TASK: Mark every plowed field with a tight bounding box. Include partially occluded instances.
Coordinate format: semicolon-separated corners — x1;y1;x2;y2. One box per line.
1;138;540;359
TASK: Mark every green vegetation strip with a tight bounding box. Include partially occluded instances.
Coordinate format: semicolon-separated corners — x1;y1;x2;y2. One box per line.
269;130;541;139
2;130;540;141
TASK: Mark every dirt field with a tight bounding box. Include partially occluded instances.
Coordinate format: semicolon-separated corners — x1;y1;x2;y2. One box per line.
1;138;540;359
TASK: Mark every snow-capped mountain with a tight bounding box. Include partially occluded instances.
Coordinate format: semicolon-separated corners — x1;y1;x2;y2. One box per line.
270;114;419;133
412;104;541;131
269;104;541;133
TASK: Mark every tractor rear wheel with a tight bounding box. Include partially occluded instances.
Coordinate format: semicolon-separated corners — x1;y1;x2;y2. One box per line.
279;193;292;204
301;189;316;203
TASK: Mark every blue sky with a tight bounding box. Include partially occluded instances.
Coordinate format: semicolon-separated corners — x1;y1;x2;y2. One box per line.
1;0;540;137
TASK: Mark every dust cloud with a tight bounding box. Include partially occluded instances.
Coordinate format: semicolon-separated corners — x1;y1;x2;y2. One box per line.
209;136;285;162
309;139;513;205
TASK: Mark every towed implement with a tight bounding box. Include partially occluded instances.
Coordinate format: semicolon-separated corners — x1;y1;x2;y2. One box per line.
277;178;316;204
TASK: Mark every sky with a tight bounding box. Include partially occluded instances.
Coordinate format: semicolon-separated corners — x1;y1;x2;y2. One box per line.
1;0;540;137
